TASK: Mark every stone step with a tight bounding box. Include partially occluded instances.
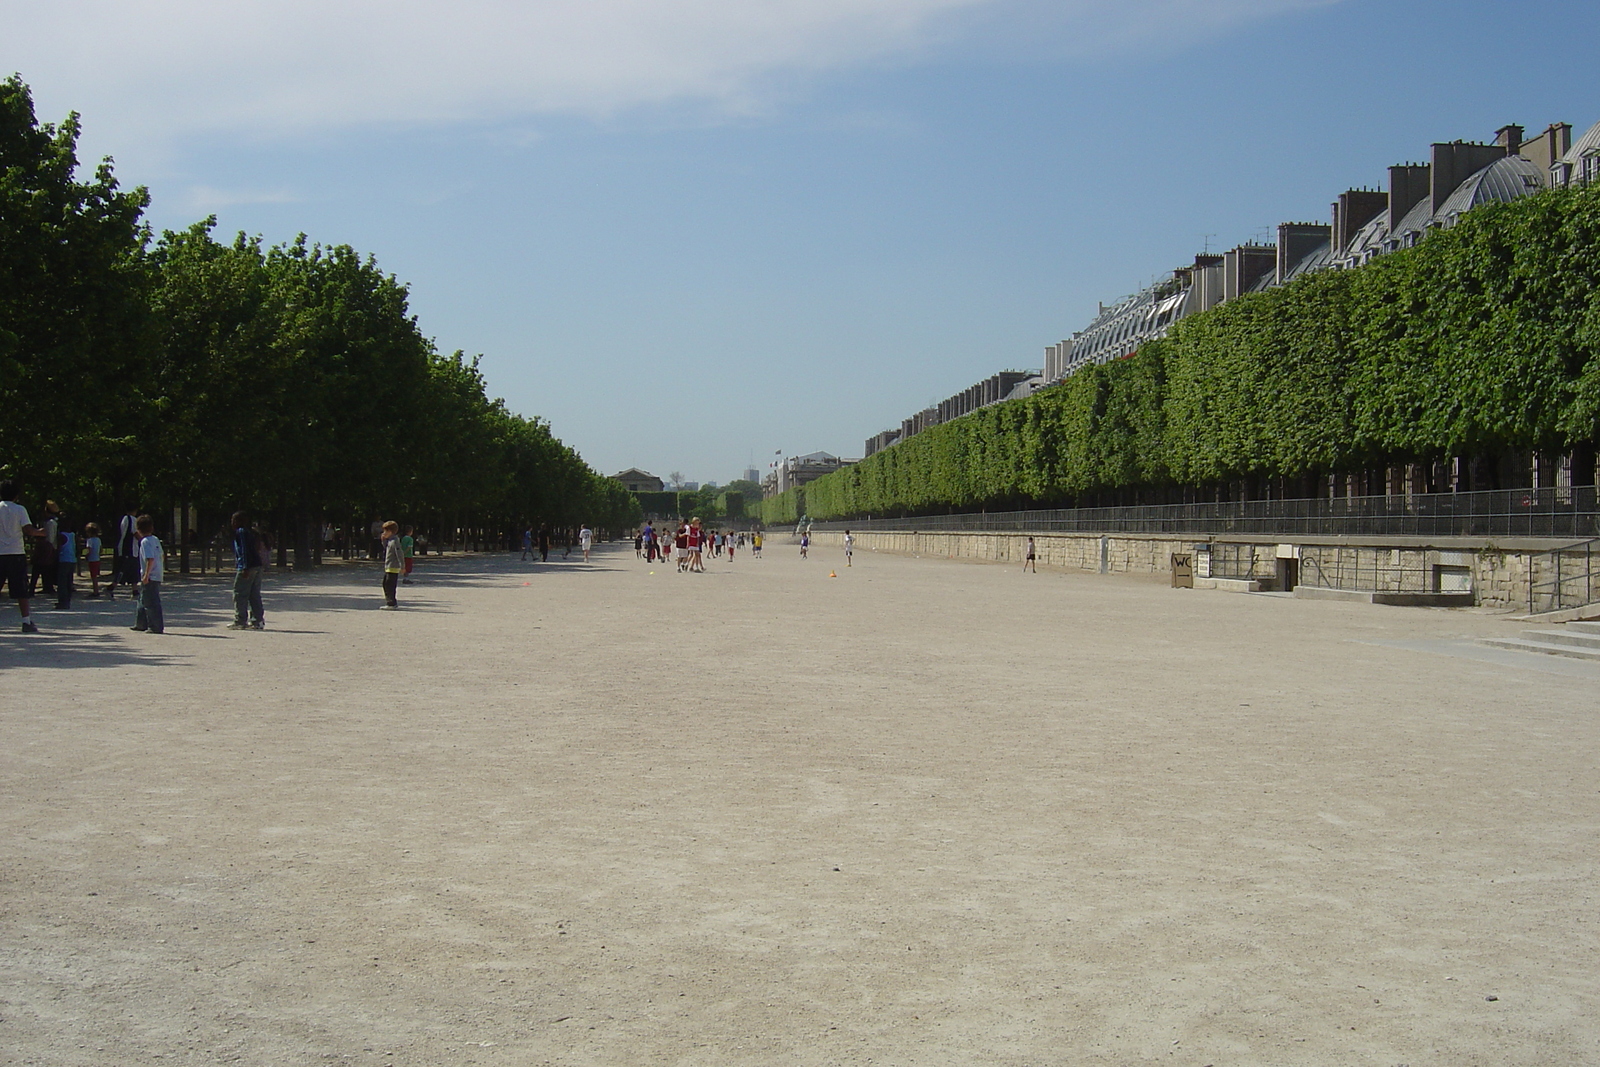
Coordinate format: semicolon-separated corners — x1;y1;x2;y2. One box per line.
1484;636;1600;662
1566;621;1600;636
1522;628;1600;651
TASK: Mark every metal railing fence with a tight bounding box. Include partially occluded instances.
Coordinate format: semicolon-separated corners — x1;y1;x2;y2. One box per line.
805;486;1600;540
1528;537;1600;614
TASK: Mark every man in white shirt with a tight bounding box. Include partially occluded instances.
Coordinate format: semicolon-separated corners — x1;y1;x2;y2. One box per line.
0;480;41;633
579;524;593;563
130;514;165;634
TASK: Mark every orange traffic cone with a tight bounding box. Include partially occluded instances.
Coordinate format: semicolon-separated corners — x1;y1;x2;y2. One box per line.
829;571;837;578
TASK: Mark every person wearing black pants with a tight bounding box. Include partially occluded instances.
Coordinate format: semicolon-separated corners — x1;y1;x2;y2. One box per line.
380;521;402;608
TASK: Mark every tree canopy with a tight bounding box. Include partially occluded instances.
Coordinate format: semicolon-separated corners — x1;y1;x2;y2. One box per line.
0;76;639;538
770;179;1600;523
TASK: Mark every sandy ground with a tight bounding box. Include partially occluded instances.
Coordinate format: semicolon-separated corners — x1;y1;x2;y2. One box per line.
2;542;1598;1067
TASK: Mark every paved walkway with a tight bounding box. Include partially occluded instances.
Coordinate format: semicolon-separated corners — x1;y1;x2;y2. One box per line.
3;544;1597;1065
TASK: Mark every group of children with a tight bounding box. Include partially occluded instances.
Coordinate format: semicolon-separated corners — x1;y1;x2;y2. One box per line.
1;481;167;634
633;521;763;572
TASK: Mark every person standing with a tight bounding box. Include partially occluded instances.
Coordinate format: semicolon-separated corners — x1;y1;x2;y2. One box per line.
537;526;551;563
83;522;103;598
752;530;763;558
579;523;594;563
843;529;854;567
1023;536;1037;573
687;519;705;573
112;507;139;599
228;511;265;630
380;521;402;608
401;525;416;584
53;518;76;609
0;481;41;633
31;500;59;597
130;515;164;634
799;531;809;559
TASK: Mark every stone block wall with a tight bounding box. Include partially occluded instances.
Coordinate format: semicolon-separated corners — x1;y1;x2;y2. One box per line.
803;529;1562;612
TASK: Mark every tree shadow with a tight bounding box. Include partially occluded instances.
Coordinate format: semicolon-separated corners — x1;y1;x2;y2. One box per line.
0;627;188;669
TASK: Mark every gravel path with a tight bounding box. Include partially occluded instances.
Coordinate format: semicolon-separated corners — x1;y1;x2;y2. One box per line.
3;543;1597;1065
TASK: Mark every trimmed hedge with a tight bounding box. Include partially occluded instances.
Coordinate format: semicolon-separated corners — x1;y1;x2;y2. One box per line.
785;182;1600;521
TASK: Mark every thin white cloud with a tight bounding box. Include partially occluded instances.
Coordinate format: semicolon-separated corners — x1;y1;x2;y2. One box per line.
182;185;302;214
3;0;1337;144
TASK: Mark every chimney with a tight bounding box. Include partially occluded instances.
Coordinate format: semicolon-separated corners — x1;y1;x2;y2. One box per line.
1388;164;1431;230
1334;189;1388;254
1430;140;1505;213
1276;222;1331;283
1495;124;1525;156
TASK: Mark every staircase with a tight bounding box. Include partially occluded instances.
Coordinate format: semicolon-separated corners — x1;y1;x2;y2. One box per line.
1484;621;1600;662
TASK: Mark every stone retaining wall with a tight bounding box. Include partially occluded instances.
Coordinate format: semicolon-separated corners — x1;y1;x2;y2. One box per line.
804;529;1555;611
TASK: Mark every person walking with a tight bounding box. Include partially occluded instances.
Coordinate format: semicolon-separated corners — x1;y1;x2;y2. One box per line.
537;526;551;563
843;529;854;567
381;521;403;608
0;480;41;633
579;523;593;563
799;531;809;559
1023;536;1037;573
130;515;164;634
521;526;534;561
228;511;265;630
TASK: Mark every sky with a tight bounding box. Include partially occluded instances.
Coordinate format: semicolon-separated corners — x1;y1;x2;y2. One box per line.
6;0;1600;485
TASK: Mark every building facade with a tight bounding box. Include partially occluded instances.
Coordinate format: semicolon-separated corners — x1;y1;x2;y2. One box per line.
1043;118;1597;385
613;469;665;493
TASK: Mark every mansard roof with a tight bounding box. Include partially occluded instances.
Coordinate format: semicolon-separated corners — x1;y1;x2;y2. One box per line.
1560;117;1600;166
1435;155;1546;220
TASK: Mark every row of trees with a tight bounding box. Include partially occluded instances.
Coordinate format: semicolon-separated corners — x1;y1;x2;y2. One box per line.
766;178;1600;523
0;76;639;557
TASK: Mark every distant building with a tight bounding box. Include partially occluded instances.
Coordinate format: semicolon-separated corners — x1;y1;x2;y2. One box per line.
613;468;664;493
865;370;1042;457
863;428;901;458
773;451;857;495
1552;117;1600;188
1044;119;1589;384
743;468;761;484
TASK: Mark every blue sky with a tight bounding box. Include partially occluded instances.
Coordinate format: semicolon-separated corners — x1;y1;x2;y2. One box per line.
8;0;1599;484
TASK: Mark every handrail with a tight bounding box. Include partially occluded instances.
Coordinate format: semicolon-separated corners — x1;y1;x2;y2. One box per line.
1527;536;1600;614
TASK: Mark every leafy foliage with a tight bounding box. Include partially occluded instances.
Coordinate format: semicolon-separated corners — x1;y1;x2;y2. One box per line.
0;78;638;535
794;180;1600;520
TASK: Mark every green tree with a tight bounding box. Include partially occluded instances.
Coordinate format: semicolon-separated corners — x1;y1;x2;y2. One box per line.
0;75;151;498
